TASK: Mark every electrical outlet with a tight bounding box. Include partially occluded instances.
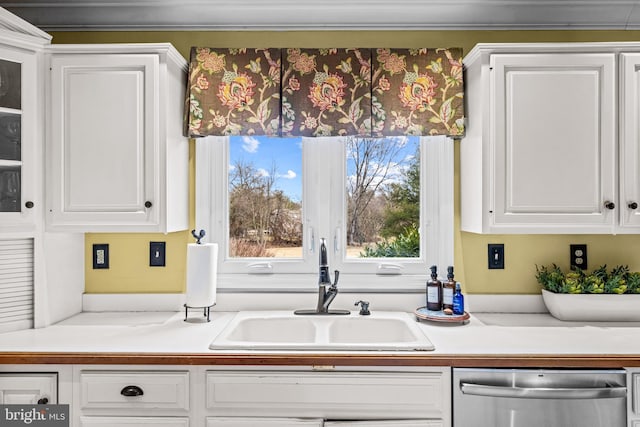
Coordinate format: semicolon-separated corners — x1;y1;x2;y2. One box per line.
570;244;587;270
488;243;505;269
92;244;109;269
150;241;166;267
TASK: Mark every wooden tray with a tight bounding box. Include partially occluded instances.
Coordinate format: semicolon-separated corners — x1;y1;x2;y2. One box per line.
415;307;470;324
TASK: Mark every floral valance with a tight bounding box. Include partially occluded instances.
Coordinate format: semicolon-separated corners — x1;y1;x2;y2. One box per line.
372;48;464;137
282;48;371;137
187;48;281;137
185;47;464;138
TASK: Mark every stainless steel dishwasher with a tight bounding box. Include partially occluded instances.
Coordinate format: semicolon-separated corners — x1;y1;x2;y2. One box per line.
453;368;627;427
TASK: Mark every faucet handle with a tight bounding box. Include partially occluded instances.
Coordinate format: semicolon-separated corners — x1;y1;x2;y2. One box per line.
354;300;370;315
333;270;340;287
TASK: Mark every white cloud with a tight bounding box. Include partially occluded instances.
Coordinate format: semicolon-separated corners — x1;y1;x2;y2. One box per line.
256;168;270;177
391;135;409;148
242;136;260;153
277;170;297;179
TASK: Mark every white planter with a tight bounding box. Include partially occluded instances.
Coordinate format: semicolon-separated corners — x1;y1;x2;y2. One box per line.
542;289;640;321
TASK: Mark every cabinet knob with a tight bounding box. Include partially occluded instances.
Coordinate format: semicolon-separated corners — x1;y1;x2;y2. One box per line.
144;201;152;208
120;385;144;397
629;202;639;210
37;397;48;405
25;201;34;209
604;201;616;210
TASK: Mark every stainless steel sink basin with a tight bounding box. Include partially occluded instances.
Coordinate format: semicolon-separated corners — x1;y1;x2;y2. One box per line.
209;311;434;351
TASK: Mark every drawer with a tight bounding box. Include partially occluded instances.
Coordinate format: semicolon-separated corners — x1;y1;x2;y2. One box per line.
207;417;322;427
206;370;449;419
79;371;189;411
80;416;189;427
325;421;443;427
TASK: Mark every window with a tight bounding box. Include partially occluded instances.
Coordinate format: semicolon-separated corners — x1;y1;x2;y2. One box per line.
196;135;453;291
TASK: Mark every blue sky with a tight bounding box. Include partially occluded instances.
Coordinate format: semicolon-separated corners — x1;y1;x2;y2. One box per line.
229;135;419;203
230;136;303;202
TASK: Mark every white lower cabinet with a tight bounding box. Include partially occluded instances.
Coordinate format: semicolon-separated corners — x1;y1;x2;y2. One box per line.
206;418;323;427
325;422;442;427
80;417;189;427
0;372;57;404
74;368;190;427
68;365;450;427
206;367;450;425
78;370;189;411
205;420;442;427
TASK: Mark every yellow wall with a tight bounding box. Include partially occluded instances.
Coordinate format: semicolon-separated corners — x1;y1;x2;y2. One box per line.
58;30;640;295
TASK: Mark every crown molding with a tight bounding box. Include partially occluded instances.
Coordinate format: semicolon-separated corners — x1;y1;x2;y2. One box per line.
1;0;640;31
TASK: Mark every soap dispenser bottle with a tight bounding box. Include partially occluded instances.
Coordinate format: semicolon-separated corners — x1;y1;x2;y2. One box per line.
453;282;465;315
426;265;442;311
442;266;455;311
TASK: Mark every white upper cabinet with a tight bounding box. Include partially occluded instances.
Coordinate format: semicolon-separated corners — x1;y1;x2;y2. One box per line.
620;53;640;230
0;46;37;232
46;44;189;233
0;10;50;233
461;43;640;234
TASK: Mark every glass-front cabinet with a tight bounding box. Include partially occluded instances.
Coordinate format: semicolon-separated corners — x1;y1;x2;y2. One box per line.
0;46;37;231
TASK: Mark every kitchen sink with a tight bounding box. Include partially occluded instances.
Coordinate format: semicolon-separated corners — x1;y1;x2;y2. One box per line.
327;317;422;343
209;311;435;351
224;317;317;343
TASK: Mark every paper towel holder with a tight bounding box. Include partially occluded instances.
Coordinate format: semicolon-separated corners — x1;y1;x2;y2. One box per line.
184;304;214;323
191;229;206;244
184;229;216;323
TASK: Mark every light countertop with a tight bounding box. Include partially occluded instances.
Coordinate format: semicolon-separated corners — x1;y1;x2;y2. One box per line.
0;311;639;362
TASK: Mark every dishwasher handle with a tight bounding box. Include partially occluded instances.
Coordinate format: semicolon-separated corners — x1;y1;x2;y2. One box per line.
460;382;626;400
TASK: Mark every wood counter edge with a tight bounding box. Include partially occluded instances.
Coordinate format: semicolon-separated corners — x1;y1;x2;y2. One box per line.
0;352;638;368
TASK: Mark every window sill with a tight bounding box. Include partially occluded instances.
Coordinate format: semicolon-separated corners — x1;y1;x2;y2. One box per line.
216;273;427;293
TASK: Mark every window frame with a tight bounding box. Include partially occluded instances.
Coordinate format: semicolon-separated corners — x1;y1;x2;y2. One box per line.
195;135;453;292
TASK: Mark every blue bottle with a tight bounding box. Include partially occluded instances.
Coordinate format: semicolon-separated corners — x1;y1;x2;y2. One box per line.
453;283;465;315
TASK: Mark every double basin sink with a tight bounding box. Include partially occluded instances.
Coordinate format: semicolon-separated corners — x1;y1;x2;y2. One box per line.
209;311;435;351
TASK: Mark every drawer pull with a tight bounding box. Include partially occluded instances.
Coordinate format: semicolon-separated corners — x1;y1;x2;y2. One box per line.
37;397;48;405
120;385;144;397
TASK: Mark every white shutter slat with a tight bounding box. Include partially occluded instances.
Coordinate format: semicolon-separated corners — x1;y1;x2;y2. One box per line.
0;286;32;294
0;239;34;332
0;309;33;320
0;308;32;318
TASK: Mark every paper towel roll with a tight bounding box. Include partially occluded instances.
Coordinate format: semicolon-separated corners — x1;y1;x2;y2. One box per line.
185;243;218;307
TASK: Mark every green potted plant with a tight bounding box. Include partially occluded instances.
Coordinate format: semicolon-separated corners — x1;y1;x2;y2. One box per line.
536;264;640;321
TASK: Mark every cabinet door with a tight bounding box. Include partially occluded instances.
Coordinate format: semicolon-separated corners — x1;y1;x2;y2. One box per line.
0;47;37;231
48;54;160;230
324;421;442;427
207;418;323;427
80;417;188;427
206;370;448;420
620;53;640;230
490;53;616;232
0;373;57;404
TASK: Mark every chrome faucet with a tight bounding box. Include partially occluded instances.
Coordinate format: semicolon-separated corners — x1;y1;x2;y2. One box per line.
294;238;350;315
317;238;340;312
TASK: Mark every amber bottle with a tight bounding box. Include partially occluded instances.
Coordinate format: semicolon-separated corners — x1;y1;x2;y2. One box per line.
442;266;456;311
426;265;442;311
